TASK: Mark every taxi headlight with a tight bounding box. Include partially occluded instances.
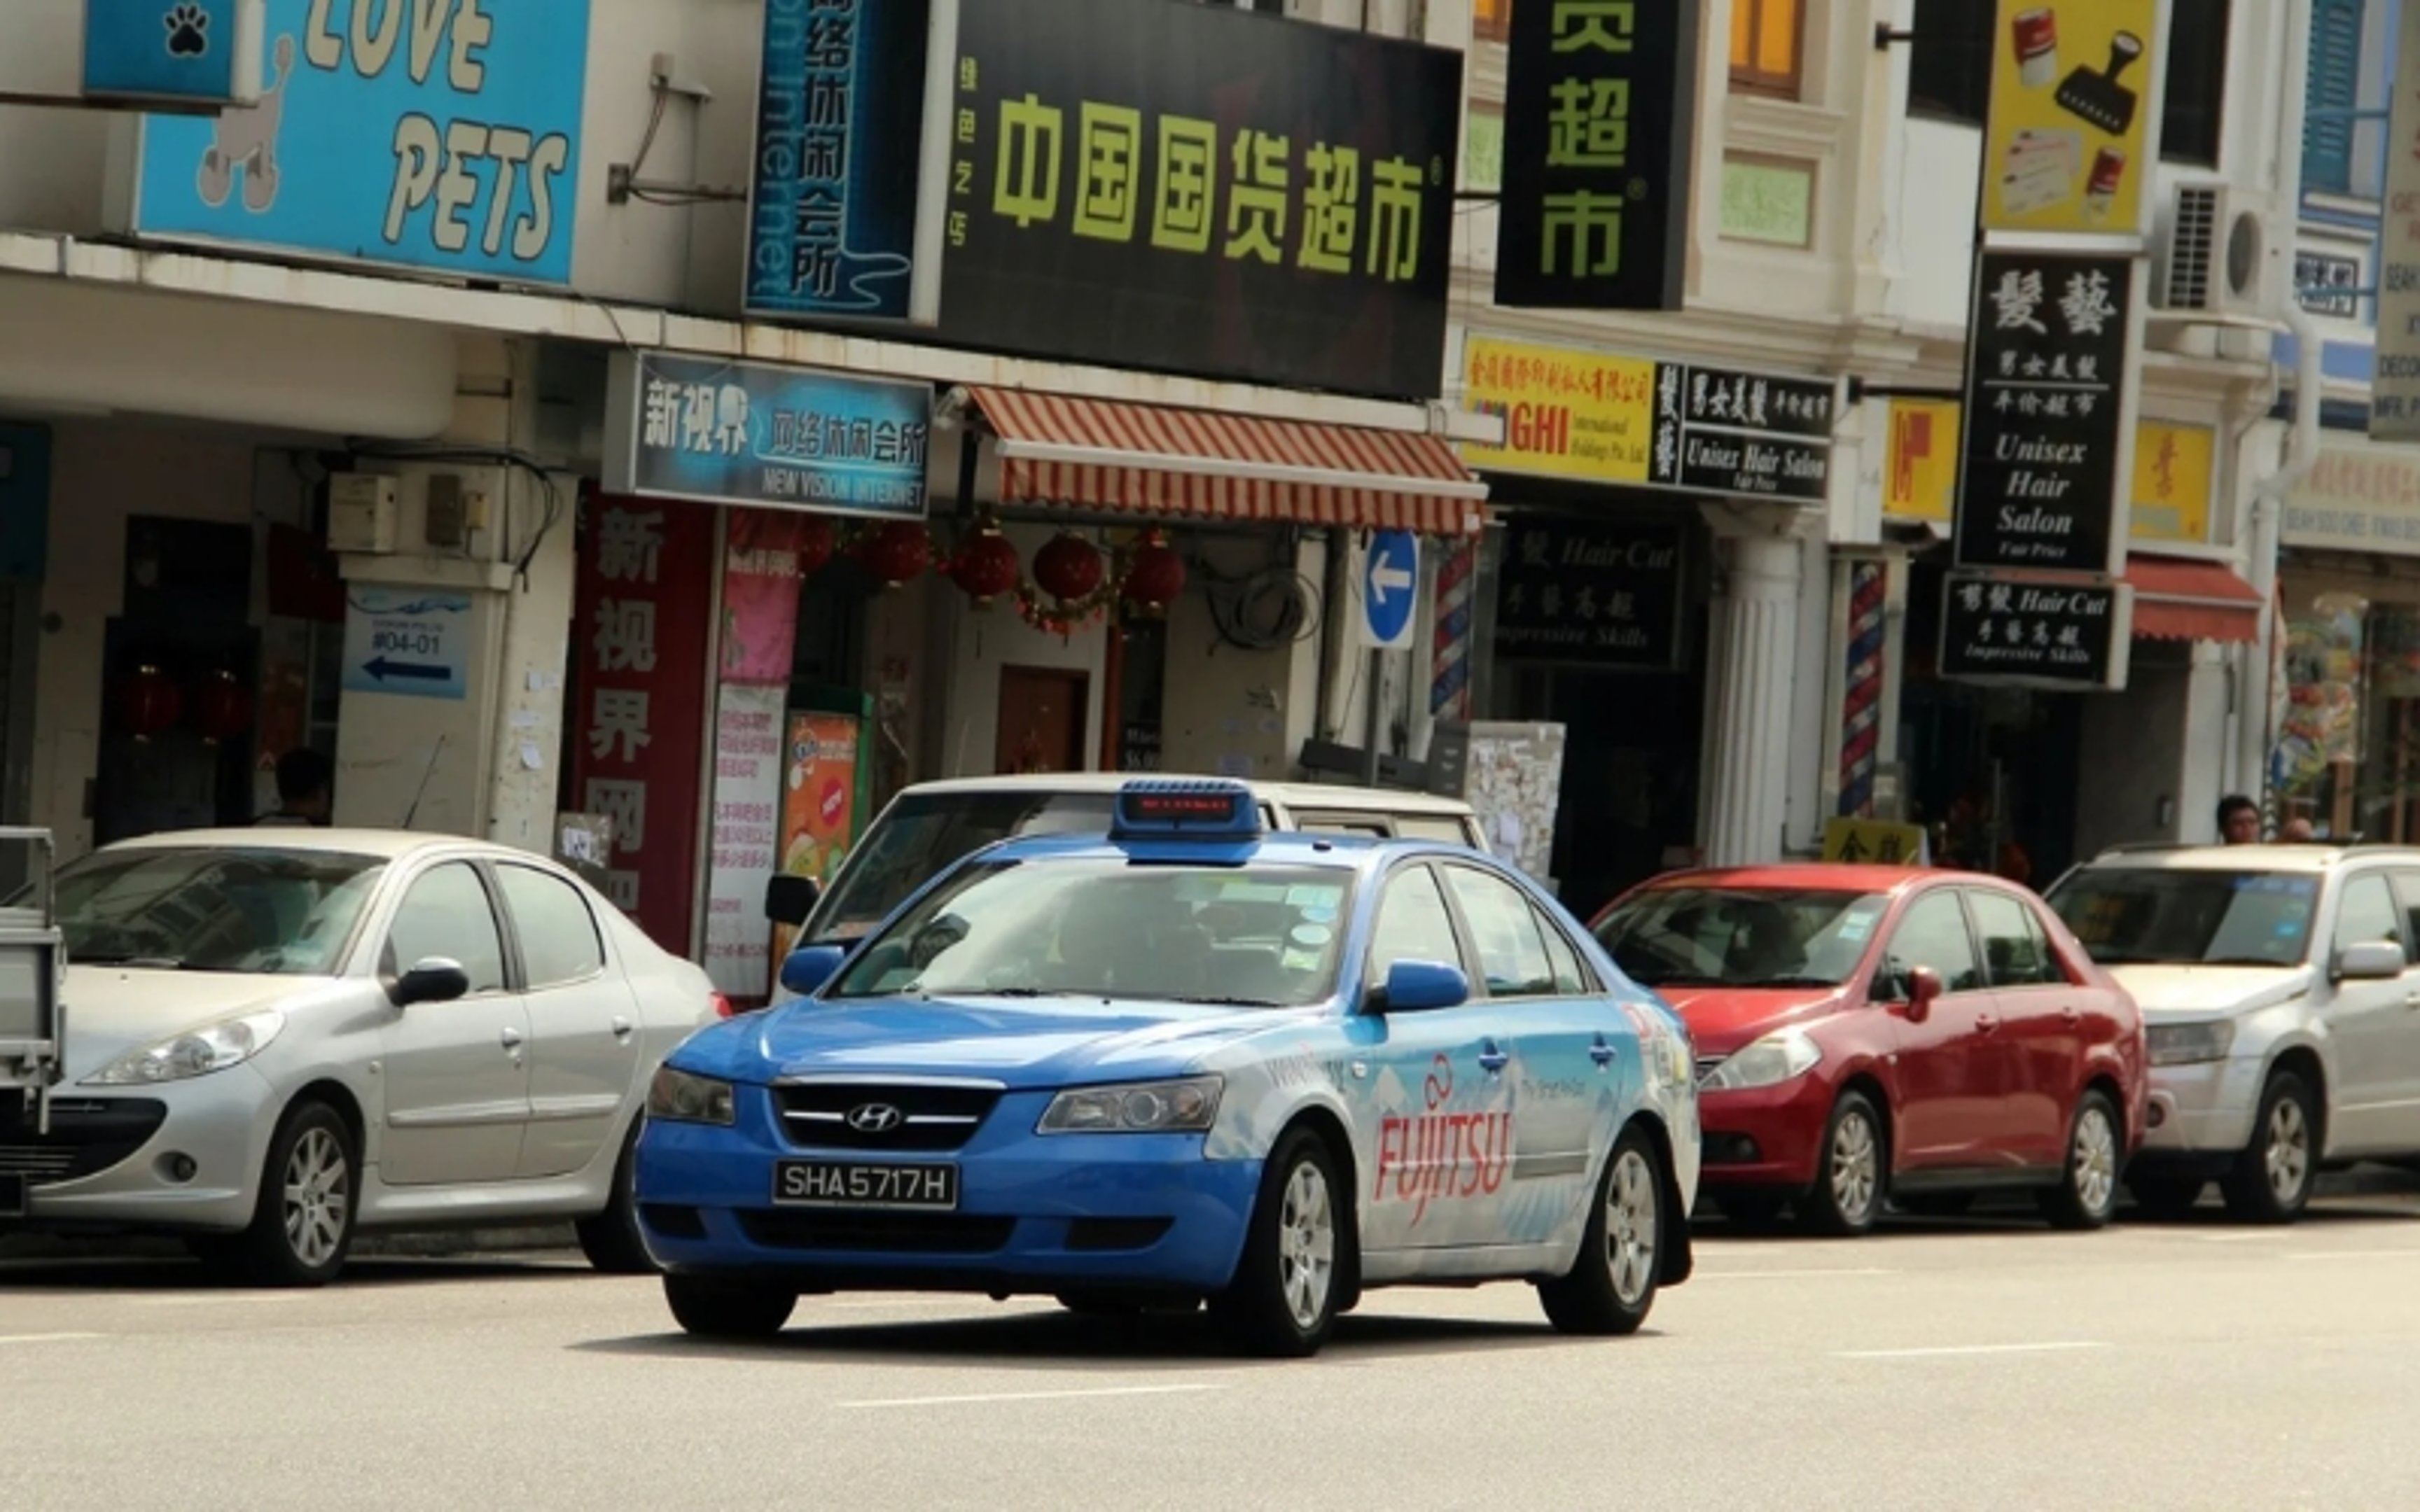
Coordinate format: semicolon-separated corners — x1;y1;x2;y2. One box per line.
85;1011;286;1086
2147;1018;2236;1067
1701;1029;1821;1093
647;1065;736;1126
1038;1076;1224;1134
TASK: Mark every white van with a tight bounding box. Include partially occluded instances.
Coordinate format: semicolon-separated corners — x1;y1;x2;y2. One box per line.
770;773;1487;950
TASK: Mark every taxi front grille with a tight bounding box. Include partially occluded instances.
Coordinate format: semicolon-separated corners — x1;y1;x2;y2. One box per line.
739;1210;1015;1255
771;1082;1002;1153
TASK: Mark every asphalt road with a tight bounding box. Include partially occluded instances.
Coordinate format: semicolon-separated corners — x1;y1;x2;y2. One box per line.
8;1186;2420;1511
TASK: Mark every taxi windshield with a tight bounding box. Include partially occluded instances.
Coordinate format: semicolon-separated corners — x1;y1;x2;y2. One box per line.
1592;886;1890;989
806;791;1119;941
2046;868;2318;967
830;858;1356;1009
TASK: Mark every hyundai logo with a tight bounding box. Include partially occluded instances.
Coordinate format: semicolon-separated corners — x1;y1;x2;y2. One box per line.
845;1102;905;1134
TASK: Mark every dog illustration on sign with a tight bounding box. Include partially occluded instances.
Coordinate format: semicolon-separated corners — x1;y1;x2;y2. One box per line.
195;34;296;214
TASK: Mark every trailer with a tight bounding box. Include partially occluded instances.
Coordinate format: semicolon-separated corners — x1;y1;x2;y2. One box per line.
0;829;63;1217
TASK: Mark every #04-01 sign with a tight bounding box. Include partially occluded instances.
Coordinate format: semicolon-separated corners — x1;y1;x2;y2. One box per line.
943;0;1463;400
1954;249;2139;574
603;351;932;519
123;0;590;285
1940;572;2133;690
1496;0;1700;310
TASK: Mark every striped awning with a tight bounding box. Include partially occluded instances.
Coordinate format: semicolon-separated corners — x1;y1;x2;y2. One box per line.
967;386;1489;537
2125;554;2263;643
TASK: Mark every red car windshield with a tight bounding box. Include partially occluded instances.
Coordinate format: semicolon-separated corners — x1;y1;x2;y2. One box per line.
1594;886;1889;990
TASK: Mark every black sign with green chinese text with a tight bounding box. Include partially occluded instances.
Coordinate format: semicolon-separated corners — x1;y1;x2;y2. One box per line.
943;0;1463;400
1496;0;1701;311
1493;518;1685;669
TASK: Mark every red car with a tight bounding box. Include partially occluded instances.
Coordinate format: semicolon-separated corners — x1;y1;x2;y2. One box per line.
1589;865;2147;1236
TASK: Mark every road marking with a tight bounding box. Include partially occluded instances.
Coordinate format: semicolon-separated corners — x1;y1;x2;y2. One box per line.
0;1332;106;1346
126;1293;299;1308
1837;1341;2111;1361
1695;1268;1899;1280
838;1383;1223;1410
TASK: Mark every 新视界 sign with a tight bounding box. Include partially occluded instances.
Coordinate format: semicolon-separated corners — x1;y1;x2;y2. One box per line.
1953;249;2140;574
1496;0;1700;311
120;0;590;285
940;0;1462;400
602;352;932;520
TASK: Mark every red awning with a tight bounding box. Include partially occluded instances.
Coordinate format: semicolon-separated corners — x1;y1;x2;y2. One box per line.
968;386;1490;537
2125;554;2263;643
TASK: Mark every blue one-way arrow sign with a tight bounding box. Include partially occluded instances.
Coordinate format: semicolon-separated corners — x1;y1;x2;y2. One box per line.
1359;530;1420;650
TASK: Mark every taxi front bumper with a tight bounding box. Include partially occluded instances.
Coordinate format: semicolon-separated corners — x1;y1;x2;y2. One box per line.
2130;1054;2267;1170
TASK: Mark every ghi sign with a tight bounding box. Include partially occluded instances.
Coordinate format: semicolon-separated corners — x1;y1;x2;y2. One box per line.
110;0;590;286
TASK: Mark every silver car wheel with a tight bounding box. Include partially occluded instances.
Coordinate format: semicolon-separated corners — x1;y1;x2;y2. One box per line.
1277;1158;1335;1331
2263;1096;2311;1204
1606;1147;1660;1307
2072;1103;2118;1216
1830;1109;1880;1224
283;1126;350;1270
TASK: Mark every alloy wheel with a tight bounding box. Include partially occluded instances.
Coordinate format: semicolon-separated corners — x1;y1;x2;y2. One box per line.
2263;1096;2311;1205
1606;1147;1660;1306
283;1126;350;1269
1277;1158;1335;1331
1830;1110;1879;1225
2073;1104;2119;1216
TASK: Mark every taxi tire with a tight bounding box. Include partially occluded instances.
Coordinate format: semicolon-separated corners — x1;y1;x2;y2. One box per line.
1801;1090;1888;1238
2219;1070;2320;1225
664;1275;797;1339
576;1116;658;1276
1212;1127;1346;1359
2040;1088;2122;1231
1537;1123;1661;1336
199;1098;357;1289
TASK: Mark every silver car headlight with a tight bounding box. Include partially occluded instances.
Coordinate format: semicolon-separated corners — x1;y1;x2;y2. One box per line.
2147;1018;2237;1068
646;1065;736;1126
1701;1028;1821;1092
84;1010;287;1086
1038;1076;1223;1134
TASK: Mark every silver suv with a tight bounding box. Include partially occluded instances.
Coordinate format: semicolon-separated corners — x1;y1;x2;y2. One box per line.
2044;844;2420;1223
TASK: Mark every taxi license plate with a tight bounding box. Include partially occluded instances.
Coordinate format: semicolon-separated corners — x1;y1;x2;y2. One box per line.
0;1174;25;1220
771;1160;958;1211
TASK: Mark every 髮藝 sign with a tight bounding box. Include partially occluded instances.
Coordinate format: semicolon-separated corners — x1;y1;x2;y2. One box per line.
1496;0;1699;310
120;0;591;285
601;352;932;520
1981;0;2162;237
1940;572;2133;690
941;0;1463;400
1648;362;1835;503
2373;1;2420;440
1953;249;2140;574
744;0;947;323
1493;519;1685;670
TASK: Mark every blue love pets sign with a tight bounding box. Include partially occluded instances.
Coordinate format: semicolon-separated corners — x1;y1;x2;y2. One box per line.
602;352;933;520
85;0;265;108
125;0;590;285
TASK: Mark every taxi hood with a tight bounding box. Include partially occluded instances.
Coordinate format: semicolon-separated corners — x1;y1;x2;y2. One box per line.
687;995;1295;1090
2103;962;2314;1018
1654;984;1850;1058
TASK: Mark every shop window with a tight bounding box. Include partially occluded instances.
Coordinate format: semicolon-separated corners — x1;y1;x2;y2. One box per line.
1906;0;1992;126
2302;0;2366;195
2160;0;2232;167
1731;0;1804;99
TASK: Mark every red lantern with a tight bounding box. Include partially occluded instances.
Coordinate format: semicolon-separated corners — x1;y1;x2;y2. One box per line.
118;664;182;741
950;527;1022;605
1032;532;1105;603
796;516;837;578
1120;531;1186;617
191;671;253;746
856;521;930;587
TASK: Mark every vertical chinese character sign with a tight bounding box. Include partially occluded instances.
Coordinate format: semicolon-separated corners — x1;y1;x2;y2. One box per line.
1496;0;1701;310
567;492;716;957
705;509;811;1001
2374;0;2420;440
1953;250;2141;575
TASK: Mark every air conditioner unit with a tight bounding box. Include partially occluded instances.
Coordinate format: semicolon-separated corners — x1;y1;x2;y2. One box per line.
2155;184;2274;318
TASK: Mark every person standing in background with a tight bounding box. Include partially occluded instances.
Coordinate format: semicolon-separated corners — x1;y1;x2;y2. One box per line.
2216;794;2261;845
256;748;333;827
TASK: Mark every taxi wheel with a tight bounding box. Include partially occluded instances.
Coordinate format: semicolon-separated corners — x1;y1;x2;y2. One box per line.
576;1116;658;1276
2220;1070;2319;1224
2040;1089;2122;1231
663;1275;796;1340
1538;1123;1662;1336
1213;1127;1344;1358
1801;1090;1887;1238
199;1099;357;1288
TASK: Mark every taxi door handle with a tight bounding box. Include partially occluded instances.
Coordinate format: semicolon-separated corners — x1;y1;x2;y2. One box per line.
1590;1037;1615;1068
500;1026;525;1049
1479;1044;1509;1074
611;1016;634;1038
1974;1014;2001;1035
2405;991;2420;1011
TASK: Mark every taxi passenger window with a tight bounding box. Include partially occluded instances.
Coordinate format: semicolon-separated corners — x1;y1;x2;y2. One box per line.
1877;891;1982;998
1367;867;1460;988
1443;867;1557;997
1968;890;2057;988
386;862;508;994
1532;904;1594;994
2332;874;2404;957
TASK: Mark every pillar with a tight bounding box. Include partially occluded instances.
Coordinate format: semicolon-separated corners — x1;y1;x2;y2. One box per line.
1698;507;1807;866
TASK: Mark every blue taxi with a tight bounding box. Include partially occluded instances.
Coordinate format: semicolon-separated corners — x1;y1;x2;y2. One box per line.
633;779;1699;1357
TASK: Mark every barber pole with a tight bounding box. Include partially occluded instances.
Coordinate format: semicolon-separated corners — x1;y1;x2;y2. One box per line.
1838;561;1886;818
1430;538;1477;719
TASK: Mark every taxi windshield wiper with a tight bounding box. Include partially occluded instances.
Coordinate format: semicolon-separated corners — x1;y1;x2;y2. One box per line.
1165;994;1288;1009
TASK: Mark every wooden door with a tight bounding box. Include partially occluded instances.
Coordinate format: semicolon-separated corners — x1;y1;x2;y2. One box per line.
996;666;1088;774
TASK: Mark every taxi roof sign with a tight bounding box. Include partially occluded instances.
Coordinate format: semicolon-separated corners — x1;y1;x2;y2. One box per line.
1110;778;1263;839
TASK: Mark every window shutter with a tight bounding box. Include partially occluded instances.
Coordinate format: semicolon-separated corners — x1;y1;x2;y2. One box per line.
2303;0;2365;195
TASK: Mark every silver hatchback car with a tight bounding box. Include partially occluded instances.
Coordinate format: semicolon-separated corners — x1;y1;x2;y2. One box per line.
2;830;721;1283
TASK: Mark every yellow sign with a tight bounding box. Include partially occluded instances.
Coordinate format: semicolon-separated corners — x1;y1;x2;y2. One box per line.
1982;0;2161;235
2129;421;2215;544
1823;818;1931;867
1884;399;1961;524
1459;337;1657;484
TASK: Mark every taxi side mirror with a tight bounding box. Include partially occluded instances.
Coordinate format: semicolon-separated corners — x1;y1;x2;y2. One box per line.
2333;940;2406;982
779;944;847;998
1902;966;1945;1024
1370;959;1468;1014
